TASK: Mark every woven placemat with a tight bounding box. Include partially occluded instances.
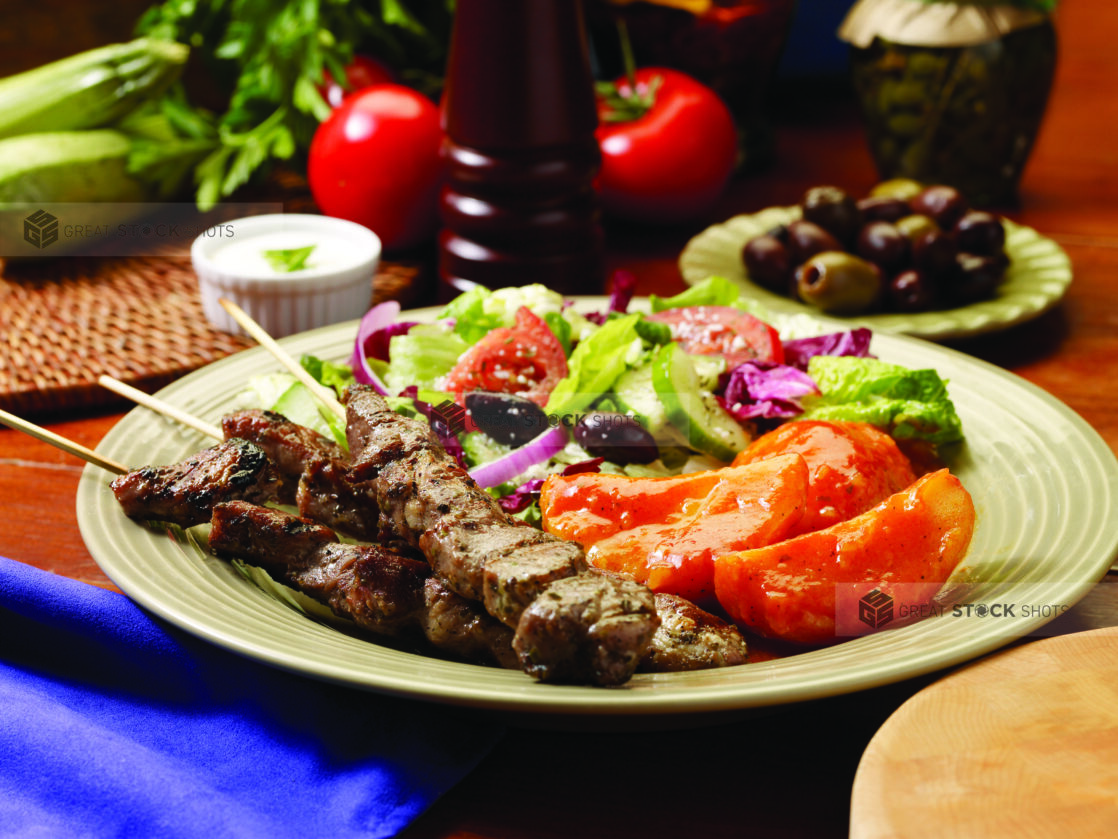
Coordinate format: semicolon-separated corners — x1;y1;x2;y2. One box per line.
0;250;425;418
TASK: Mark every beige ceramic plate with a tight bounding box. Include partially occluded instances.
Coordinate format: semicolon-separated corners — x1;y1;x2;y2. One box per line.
679;207;1073;341
77;300;1118;724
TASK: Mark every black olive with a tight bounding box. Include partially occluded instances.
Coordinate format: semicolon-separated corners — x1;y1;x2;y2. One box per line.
742;234;792;293
786;219;843;264
856;195;910;224
945;253;1005;304
856;220;909;273
464;391;548;447
888;269;939;312
765;223;791;245
573;412;658;464
954;210;1006;256
911;228;959;277
910;185;969;230
801;185;863;245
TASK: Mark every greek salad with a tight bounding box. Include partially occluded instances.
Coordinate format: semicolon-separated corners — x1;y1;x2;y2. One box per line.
245;275;965;524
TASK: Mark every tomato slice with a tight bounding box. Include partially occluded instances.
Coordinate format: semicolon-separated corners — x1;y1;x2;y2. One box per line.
647;306;784;369
443;306;568;406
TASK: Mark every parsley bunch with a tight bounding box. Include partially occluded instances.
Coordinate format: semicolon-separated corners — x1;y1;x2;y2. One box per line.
135;0;453;209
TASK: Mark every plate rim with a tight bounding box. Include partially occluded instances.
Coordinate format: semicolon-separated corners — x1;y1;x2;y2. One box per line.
77;299;1118;720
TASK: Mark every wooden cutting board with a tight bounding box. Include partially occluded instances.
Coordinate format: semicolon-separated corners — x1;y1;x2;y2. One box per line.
851;627;1118;839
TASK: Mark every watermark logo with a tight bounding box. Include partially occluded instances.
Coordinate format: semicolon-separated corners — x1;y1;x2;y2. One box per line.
23;209;58;249
836;581;1081;638
858;588;895;629
431;400;469;434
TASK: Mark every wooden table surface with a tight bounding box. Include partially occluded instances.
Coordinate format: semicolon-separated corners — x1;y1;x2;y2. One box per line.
3;2;1118;838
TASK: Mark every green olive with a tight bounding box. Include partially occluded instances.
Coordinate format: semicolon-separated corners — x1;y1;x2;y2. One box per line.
870;178;925;201
895;213;940;244
795;251;883;315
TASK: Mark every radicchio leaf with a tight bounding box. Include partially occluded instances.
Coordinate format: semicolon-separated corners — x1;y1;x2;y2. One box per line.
721;360;819;421
586;269;638;324
781;328;874;371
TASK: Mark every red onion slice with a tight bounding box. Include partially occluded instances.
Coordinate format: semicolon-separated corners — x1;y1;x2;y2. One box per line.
468;425;569;489
349;301;401;395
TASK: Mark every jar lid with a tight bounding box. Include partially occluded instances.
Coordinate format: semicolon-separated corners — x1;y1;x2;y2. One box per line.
838;0;1048;48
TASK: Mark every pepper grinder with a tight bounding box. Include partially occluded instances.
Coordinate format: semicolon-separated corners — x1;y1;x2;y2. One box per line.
439;0;605;296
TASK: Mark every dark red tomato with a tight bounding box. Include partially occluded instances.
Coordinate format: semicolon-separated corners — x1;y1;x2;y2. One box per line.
647;306;784;369
595;67;737;224
308;84;444;252
443;307;569;407
319;55;396;108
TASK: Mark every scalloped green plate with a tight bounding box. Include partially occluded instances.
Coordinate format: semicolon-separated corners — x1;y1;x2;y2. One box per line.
77;300;1117;725
679;207;1072;341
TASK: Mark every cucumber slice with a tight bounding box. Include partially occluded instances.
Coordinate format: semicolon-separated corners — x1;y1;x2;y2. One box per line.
613;361;668;433
687;353;727;390
652;342;751;462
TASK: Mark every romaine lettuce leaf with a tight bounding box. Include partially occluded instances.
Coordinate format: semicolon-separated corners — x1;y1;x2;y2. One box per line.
649;275;742;312
439;287;504;345
545;313;643;417
440;283;597;345
300;355;355;399
801;356;964;445
384;324;469;394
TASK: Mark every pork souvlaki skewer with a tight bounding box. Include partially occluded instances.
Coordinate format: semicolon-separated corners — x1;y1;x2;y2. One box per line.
101;375;380;543
99;378;747;677
105;436;521;668
208;500;519;669
343;384;662;686
105;375;658;683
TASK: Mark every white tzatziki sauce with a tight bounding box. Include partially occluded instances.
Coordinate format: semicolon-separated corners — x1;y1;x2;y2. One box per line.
211;231;365;275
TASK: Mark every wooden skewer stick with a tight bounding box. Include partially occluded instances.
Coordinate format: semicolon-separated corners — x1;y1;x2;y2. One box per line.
218;298;347;422
97;375;223;441
0;407;128;475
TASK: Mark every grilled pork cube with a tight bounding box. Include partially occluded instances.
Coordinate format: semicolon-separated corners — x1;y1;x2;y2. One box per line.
222;409;377;540
349;441;509;550
513;572;659;685
482;539;588;627
639;593;749;673
208;501;515;667
296;457;378;541
111;438;280;527
222;409;345;484
344;390;507;548
210;500;426;634
421;577;519;670
420;520;588;624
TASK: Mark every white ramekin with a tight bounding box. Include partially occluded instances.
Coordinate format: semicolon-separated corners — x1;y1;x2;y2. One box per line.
192;213;381;338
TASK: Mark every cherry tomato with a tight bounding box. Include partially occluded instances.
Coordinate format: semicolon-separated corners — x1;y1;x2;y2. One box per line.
319;55;395;108
595;67;737;224
308;84;444;252
647;306;784;369
443;307;569;407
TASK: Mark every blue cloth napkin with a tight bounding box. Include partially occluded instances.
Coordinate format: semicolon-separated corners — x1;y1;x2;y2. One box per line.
0;556;504;839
